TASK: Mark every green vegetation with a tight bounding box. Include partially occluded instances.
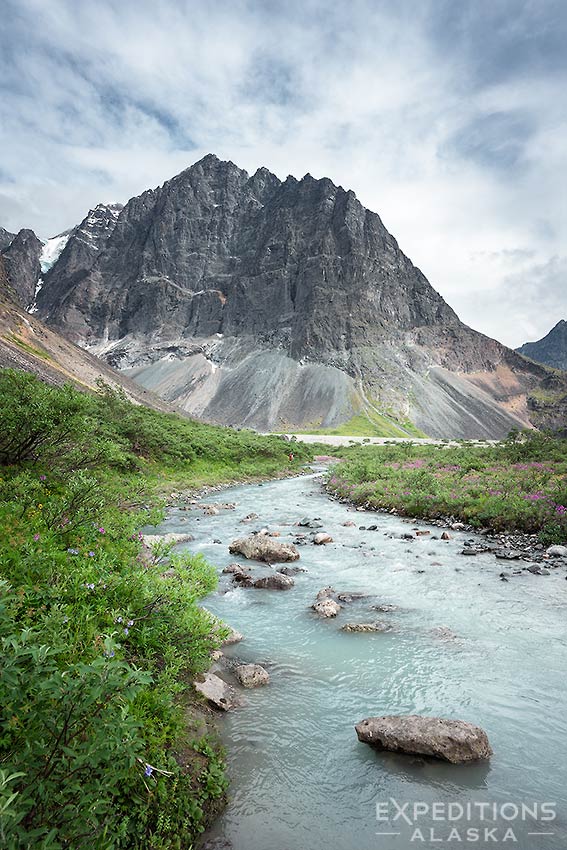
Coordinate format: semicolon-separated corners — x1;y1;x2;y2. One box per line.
0;369;316;849
6;332;53;361
291;409;426;439
326;431;567;544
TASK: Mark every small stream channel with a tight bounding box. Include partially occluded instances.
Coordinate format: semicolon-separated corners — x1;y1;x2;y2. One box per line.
156;471;567;850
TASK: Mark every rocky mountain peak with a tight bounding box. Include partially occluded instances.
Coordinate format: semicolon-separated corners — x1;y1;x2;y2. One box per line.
517;321;567;371
1;228;42;307
0;227;16;251
31;154;567;438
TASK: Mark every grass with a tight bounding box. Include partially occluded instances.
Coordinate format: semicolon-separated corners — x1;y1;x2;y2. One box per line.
0;369;329;849
6;332;53;361
326;431;567;544
287;409;427;439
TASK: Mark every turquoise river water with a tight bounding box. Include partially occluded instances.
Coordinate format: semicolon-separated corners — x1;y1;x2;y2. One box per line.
156;472;567;850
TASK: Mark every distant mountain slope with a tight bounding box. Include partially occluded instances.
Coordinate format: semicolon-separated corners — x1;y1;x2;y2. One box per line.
0;254;173;412
517;321;567;372
24;154;567;438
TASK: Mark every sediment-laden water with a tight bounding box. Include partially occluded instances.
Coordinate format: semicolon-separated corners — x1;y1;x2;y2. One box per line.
156;472;567;850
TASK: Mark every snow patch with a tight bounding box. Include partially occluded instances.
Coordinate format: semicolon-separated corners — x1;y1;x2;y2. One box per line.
40;232;71;274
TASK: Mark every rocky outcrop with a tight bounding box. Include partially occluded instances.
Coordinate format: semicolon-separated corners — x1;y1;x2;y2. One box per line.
234;664;270;688
34;154;567;437
1;229;42;307
355;715;493;763
229;535;300;563
517;321;567;371
0;227;15;251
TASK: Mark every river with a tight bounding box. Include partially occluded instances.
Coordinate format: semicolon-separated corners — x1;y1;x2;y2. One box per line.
156;471;567;850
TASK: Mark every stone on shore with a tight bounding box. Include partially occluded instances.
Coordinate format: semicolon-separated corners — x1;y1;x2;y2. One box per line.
142;532;193;547
229;535;300;563
234;664;270;688
221;626;244;646
194;672;242;711
546;545;567;557
355;715;492;763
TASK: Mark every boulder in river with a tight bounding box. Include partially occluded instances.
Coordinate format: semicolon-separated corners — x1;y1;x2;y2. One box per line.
313;532;333;545
312;598;341;617
355;715;493;763
341;622;391;633
235;664;270;688
253;573;295;590
229;535;300;563
342;520;356;527
194;672;242;711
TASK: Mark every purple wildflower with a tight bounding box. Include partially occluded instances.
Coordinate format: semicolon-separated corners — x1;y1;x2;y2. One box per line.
144;764;153;777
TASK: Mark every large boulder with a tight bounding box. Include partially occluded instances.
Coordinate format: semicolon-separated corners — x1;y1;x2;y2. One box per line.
253;573;295;590
355;715;492;763
546;544;567;557
194;673;242;710
229;535;300;563
234;664;270;688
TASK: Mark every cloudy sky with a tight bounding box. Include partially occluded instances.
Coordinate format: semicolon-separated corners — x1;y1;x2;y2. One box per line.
1;0;565;347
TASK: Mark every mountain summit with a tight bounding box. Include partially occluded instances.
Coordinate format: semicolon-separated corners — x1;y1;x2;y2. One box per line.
31;155;565;437
517;321;567;372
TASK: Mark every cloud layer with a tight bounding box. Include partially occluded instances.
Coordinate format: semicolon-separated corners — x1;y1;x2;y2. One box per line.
1;0;565;347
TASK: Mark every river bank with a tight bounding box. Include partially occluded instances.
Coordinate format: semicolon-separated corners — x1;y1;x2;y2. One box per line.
155;471;567;850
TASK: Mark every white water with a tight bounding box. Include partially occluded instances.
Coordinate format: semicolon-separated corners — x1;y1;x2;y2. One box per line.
157;472;567;850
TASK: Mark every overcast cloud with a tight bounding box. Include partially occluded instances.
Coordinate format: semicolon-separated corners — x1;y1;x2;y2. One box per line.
1;0;565;347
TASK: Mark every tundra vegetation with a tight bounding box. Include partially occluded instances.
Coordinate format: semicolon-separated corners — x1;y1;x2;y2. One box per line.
0;369;313;850
326;432;567;544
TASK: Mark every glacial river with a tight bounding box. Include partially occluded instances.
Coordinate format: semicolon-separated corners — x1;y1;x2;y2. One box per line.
156;472;567;850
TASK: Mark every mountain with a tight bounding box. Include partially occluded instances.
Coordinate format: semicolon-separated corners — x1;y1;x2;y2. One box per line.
0;227;15;251
0;251;173;412
1;229;42;308
32;154;567;438
517;321;567;372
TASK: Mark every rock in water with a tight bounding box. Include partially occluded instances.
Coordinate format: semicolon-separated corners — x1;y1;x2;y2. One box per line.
229;535;300;563
312;598;341;618
341;622;391;633
355;715;492;763
194;673;242;710
313;532;333;545
253;573;295;590
234;664;270;688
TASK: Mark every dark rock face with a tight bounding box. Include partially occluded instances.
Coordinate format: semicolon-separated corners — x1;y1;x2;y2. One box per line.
517;321;567;371
1;229;42;307
34;154;567;437
0;227;15;251
39;203;123;319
